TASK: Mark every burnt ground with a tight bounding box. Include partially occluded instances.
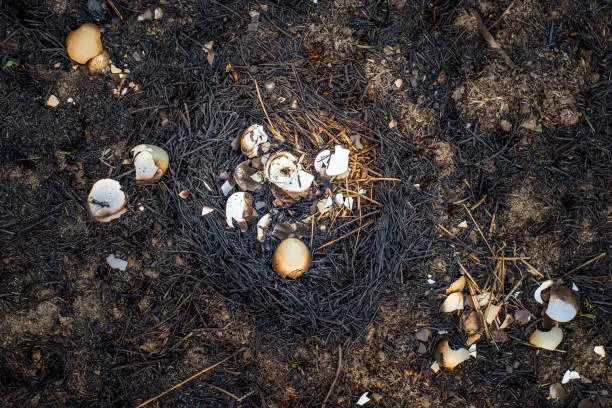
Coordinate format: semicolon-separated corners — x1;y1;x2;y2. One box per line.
0;0;610;407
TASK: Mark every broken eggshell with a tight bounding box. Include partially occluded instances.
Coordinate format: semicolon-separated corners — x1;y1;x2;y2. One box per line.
256;213;271;242
264;151;314;198
225;192;257;232
546;284;579;323
445;276;466;294
534;279;554;304
529;326;563;351
234;160;263;192
462;310;484;335
314;145;350;179
88;179;127;222
131;144;169;183
239;124;269;158
440;292;464;313
65;23;104;64
272;237;312;279
434;339;470;370
88;51;110;74
499;313;515;329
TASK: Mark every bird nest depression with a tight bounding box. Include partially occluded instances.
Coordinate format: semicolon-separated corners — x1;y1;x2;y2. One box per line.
175;96;422;340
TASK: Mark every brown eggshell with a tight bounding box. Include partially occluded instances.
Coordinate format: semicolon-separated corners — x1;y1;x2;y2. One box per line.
66;23;104;64
272;238;312;279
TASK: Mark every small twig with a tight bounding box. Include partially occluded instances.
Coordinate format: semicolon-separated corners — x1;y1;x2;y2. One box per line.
520;259;545;278
463;204;492;253
316;220;373;251
503;276;524;304
469;8;516;69
106;0;123;21
563;252;607;277
437;224;462;242
136;348;245;407
322;346;343;408
208;384;254;402
488;256;530;261
252;79;284;141
488;0;517;30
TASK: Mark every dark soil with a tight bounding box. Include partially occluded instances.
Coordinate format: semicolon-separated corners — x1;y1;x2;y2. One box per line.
1;0;610;407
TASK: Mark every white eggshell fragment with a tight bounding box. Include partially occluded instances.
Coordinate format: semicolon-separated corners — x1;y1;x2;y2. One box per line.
546;285;579;323
534;279;554;304
561;370;580;384
356;393;370;406
225;192;256;231
593;346;606;359
201;205;214;216
529;327;563;351
106;254;128;271
88;179;127;222
314;145;350;178
256;213;271;242
434;339;470;370
240;124;269;158
131;144;169;183
440;292;464;313
264;151;314;198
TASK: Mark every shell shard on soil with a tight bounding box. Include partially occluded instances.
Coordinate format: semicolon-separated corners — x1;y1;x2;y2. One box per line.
221;180;233;196
240;124;269;158
430;361;440;373
88;179;127;222
234;160;263;192
549;383;567;401
225;192;256;231
434;339;470;370
499;313;514;329
440;292;464;313
314;145;350;178
264;151;313;197
484;303;502;325
272;238;312;279
534;279;554;304
256;213;271;242
468;344;477;358
514;309;532;325
201;205;214;216
343;196;354;210
561;370;580;384
466;333;481;346
317;196;333;214
88;51;109;74
445;276;466;294
106;254;128;271
529;327;563;351
265;151;298;187
65;23;104;64
593;346;606;358
548;383;567;400
415;328;431;342
131;144;169;183
356;393;370;406
462;311;484;335
334;192;344;205
545;284;579;323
